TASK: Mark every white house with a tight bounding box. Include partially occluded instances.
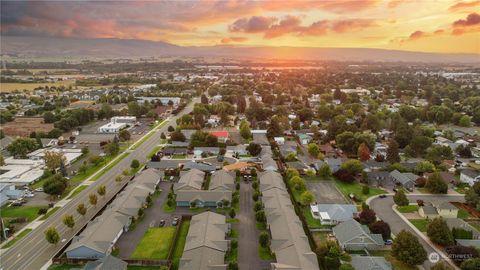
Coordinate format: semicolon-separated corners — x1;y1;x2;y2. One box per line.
460;169;480;186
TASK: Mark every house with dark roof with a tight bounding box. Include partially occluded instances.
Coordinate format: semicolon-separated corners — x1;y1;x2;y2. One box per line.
366;171;390;187
332;219;384;251
389;170;415;190
325;158;344;173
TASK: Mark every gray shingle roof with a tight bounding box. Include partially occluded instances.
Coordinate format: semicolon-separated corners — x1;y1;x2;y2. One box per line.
315;204;357;222
175;169;204;191
260;171;320;270
179;212;229;270
332;219;384;248
209;170;235;191
83;255;127;270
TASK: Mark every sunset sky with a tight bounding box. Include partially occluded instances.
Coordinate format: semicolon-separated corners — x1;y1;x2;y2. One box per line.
1;0;479;54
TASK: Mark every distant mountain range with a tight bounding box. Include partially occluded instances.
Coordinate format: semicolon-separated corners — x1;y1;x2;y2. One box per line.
1;36;478;63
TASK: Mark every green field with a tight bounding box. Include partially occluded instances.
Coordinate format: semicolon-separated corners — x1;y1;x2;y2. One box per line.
0;205;46;222
2;229;32;249
409;219;429;232
397;205;419;213
130;227;176;259
334;180;386;203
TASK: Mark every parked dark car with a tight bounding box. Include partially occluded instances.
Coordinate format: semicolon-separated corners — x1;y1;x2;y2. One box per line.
379;194;387;198
159;220;165;227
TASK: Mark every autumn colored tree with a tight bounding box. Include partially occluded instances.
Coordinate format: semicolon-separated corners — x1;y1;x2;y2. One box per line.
89;193;98;207
357;143;371;161
77;203;87;217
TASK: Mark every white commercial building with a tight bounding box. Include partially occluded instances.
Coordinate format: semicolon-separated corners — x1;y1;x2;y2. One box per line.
27;148;83;165
136;96;181;106
0;158;44;186
97;116;136;133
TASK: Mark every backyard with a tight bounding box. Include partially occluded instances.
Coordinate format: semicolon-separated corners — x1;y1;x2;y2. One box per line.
130;227;176;260
334;179;386;204
171;220;190;270
0;205;46;222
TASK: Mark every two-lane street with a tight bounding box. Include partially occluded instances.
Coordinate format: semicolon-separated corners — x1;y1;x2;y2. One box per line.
370;194;465;269
0;98;198;270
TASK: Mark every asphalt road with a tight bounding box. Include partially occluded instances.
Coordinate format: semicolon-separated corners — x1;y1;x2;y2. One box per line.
0;98;198;270
369;194;465;269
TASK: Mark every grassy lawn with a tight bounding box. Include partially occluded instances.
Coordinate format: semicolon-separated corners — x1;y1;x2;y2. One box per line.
91;152;129;181
0;205;46;221
226;218;239;223
67;185;88;199
409;219;429;232
370;250;419;270
128;266;169;270
171;220;190;270
162;200;176;213
259;246;275;260
302;207;332;229
397;205;419;213
416;187;430;194
312;232;329;247
334;180;386;203
40;206;60;221
147;145;163;158
2;228;32;249
172;154;187;159
47;264;78;270
454;183;470;194
130;227;176;259
457;208;471;219
256;222;267;230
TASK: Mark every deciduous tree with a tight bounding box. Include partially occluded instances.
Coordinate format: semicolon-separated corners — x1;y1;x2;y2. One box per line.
392;230;427;265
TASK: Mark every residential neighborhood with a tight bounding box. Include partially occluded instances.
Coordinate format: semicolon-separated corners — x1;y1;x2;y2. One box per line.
1;2;480;269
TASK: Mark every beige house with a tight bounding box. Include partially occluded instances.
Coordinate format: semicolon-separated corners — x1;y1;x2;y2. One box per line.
418;202;458;219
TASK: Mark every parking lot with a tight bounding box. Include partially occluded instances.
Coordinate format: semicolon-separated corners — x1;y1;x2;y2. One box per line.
306;180;347;204
115;181;189;258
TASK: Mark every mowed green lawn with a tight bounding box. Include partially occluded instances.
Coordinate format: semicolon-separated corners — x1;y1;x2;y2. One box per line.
0;205;46;221
130;227;176;259
334;180;386;203
171;221;190;270
409;219;429;232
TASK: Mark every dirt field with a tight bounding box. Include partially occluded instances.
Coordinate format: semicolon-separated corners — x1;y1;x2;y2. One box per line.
1;117;54;136
0;80;75;92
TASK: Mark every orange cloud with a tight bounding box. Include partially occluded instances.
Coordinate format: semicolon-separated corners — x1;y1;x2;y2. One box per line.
229;16;377;38
448;1;480;12
397;29;445;43
452;12;480;35
220;36;248;44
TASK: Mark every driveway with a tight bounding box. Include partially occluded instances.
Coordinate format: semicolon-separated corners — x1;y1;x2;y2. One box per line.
306;181;346;204
237;181;272;270
116;181;178;258
369;194;465;269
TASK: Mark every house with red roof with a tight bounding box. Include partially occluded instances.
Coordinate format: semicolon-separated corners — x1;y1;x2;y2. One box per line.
209;131;229;143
